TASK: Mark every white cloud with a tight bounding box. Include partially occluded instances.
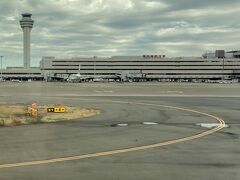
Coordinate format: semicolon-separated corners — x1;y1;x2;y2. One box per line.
144;1;168;9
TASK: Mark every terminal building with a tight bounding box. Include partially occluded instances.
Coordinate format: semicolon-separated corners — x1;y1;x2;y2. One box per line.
1;67;42;81
2;50;240;82
40;50;240;82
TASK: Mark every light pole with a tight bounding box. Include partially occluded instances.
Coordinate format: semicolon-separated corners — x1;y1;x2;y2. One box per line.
222;57;225;81
94;61;96;78
0;56;3;81
93;56;96;79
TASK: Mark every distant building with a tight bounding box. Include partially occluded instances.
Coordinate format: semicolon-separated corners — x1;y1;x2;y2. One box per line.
1;67;42;81
40;52;240;81
226;51;240;58
202;50;240;59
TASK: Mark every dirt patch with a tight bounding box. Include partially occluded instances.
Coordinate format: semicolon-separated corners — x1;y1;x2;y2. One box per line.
0;104;100;127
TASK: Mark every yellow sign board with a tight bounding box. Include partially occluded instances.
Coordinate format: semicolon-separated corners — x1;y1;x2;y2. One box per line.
47;107;65;113
54;107;65;113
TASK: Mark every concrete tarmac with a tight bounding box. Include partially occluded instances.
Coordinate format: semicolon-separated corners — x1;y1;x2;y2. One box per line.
0;82;239;180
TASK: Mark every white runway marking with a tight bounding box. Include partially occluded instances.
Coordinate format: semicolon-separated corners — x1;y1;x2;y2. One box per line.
196;123;229;128
143;122;159;125
117;123;129;127
167;91;183;93
94;90;113;93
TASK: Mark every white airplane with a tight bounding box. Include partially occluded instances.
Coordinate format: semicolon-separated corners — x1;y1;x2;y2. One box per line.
67;64;93;82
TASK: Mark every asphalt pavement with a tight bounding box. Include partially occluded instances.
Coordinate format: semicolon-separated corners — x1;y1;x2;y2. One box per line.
0;82;239;180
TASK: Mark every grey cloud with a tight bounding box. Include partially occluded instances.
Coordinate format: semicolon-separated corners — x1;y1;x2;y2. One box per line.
159;0;240;10
0;0;240;67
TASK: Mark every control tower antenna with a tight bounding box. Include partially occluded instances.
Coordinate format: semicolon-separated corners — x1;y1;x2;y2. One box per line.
19;13;34;69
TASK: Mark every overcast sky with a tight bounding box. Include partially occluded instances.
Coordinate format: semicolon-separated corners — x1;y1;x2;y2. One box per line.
0;0;240;67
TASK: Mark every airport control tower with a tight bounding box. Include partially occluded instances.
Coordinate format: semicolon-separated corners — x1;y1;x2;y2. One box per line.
19;13;34;69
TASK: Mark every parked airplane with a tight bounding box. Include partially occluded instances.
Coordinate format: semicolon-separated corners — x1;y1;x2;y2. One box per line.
67;64;93;82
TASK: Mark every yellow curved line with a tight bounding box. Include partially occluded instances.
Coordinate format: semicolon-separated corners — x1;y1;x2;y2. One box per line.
0;100;225;169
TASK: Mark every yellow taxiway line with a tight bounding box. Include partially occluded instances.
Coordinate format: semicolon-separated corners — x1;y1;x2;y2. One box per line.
0;100;225;169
